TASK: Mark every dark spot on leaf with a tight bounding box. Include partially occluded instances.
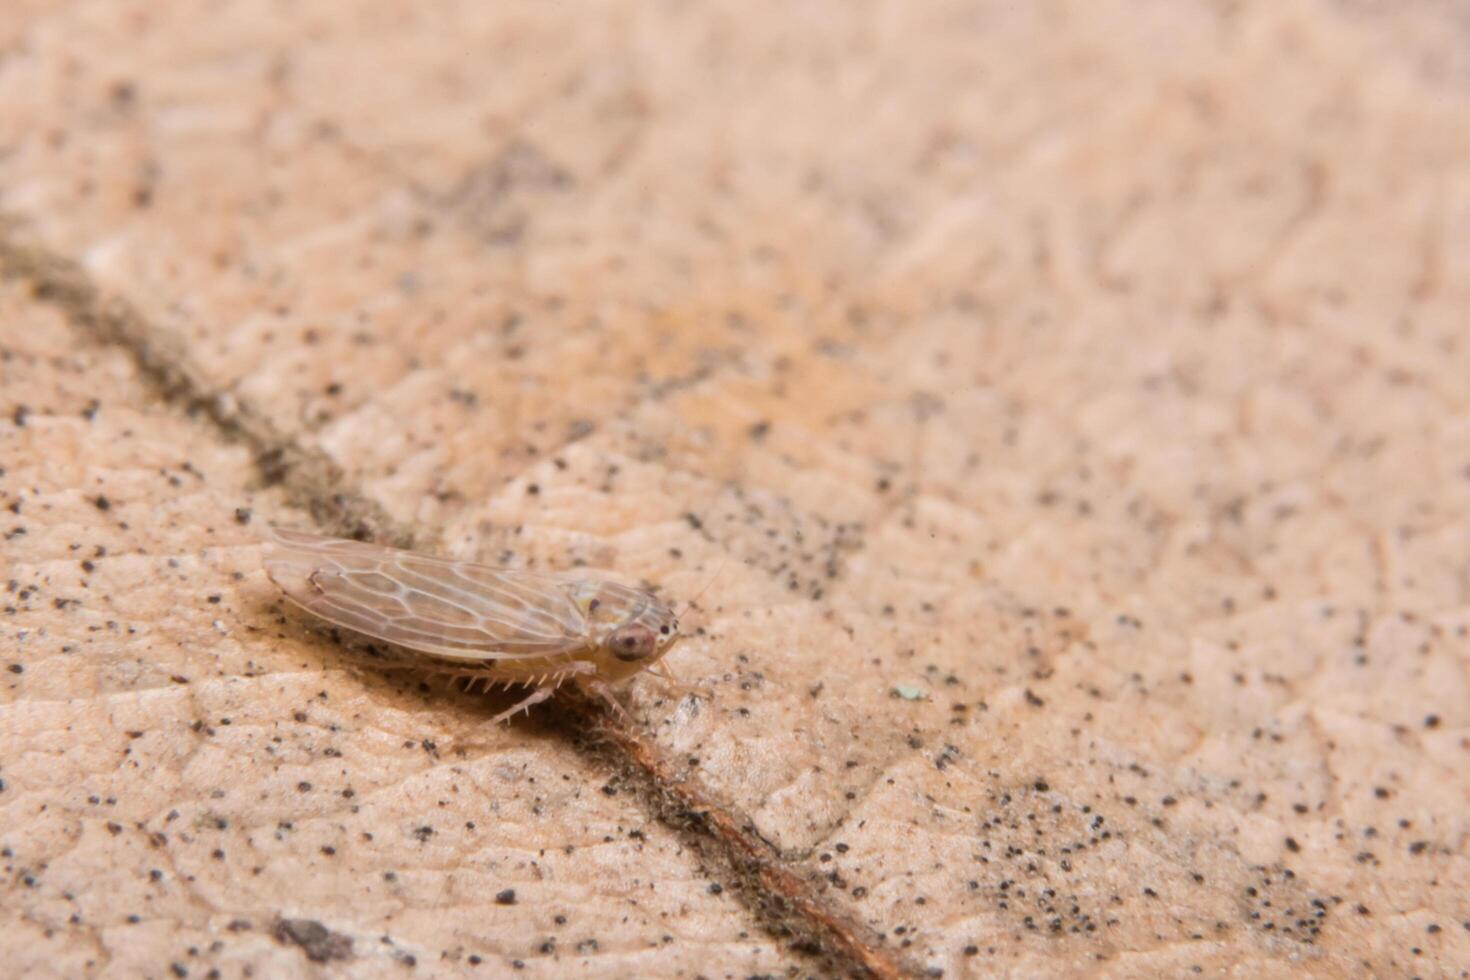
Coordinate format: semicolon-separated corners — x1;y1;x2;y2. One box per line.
274;918;353;963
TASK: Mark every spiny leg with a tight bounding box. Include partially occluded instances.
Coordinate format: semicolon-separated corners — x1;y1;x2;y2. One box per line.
488;686;556;725
585;679;631;722
486;662;598;724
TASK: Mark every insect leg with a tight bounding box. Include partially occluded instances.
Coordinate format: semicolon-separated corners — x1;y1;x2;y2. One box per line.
649;660;713;700
547;660;597;684
584;678;632;722
485;662;599;724
488;686;555;725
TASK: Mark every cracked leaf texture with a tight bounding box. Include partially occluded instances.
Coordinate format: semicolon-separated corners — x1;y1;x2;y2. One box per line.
3;1;1469;976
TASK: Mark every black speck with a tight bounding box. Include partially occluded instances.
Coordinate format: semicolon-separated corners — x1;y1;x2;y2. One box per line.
495;888;516;905
94;495;112;511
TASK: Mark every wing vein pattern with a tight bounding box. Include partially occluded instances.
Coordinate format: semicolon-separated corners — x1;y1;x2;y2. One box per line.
263;528;588;661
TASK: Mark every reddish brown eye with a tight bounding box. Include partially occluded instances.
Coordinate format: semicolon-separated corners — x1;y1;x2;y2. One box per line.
609;625;654;661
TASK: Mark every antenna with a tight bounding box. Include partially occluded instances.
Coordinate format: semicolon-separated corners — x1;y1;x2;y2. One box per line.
681;550;734;621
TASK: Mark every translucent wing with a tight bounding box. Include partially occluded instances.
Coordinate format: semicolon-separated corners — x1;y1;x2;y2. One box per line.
263;527;589;661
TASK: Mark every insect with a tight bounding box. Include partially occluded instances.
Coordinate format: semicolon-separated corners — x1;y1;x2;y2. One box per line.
263;527;689;723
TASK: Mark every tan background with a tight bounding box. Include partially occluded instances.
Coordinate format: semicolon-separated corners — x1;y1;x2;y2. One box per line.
3;1;1469;977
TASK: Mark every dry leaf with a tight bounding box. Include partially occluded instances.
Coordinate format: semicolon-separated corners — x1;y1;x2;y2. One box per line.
3;2;1468;976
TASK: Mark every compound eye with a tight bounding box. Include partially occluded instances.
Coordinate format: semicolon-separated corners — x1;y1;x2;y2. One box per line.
610;625;655;661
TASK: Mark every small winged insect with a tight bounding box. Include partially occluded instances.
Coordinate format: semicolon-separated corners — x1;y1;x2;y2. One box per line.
263;527;689;723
